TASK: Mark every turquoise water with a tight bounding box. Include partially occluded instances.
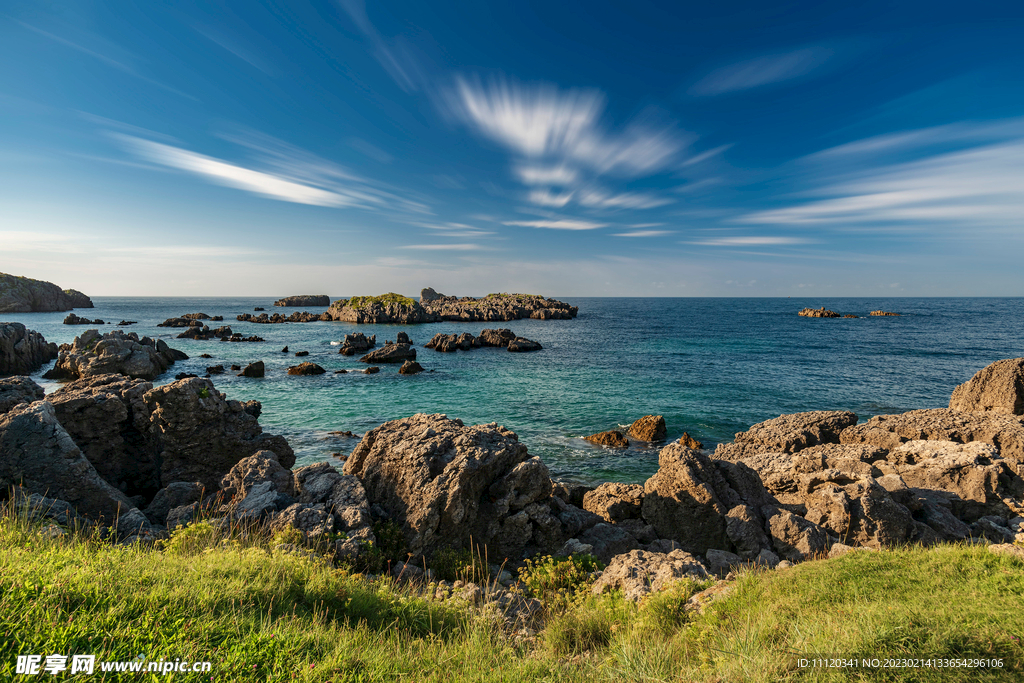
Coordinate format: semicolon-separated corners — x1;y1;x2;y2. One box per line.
11;297;1024;485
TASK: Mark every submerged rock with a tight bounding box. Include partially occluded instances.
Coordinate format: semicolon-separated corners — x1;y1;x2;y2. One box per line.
287;362;326;376
584;430;629;449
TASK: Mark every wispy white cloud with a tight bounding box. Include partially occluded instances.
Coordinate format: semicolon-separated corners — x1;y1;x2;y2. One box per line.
122;137;358;207
397;243;483;250
613;230;673;237
337;0;423;93
741;125;1024;229
450;76;688;176
578;189;673;209
504;218;607;230
528;189;574;207
690;47;832;96
193;24;276;76
630;223;664;228
680;144;732;166
116;131;430;214
688;236;807;246
514;164;578;185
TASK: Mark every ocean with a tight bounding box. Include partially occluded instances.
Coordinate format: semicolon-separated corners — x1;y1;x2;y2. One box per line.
13;297;1024;485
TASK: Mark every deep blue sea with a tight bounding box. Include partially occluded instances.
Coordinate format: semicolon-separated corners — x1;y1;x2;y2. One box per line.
10;297;1024;485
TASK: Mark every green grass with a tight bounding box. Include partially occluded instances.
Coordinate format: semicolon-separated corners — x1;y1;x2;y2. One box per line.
3;505;1024;682
344;293;416;310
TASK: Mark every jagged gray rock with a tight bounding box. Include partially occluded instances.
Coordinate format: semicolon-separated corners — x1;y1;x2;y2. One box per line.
0;323;58;376
343;413;557;560
43;329;188;381
0;376;44;414
0;273;93;312
591;549;710;602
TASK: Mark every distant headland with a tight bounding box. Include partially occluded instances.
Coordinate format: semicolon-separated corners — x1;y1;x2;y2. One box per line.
0;272;93;313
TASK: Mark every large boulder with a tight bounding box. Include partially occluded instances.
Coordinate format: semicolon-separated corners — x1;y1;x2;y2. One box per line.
714;411;858;461
424;333;475;353
477;329;516;347
359;343;415;364
583;483;644;522
343;413;556;560
641;442;773;556
584;430;629;449
762;506;832;562
0;376;44;414
0;323;58;376
577;522;640;562
219;450;295;501
629;415;666;441
0;401;136;521
143;378;294;491
42;329;187;381
292;462;374;542
0;273;92;312
337;333;376;356
591;549;710;602
801;477;916;549
143;481;206;525
949;358;1024;415
49;375;160;498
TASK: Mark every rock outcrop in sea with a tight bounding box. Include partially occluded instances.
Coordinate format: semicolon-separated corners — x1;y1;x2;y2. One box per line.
43;329;188;381
324;289;578;324
424;329;542;353
274;295;330;307
359;342;415;364
0;272;93;313
798;307;840;318
0;323;58;376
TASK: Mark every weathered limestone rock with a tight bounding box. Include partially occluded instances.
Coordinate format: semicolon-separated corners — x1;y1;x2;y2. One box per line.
43;329;187;381
798;307;840;318
49;375;160;498
578;522;640;562
762;506;831;561
591;549;709;602
343;413;556;560
271;503;336;538
143;482;205;525
143;377;294;491
0;376;44;414
274;295;330;307
802;477;916;549
629;415;666;441
0;273;92;312
239;361;265;377
888;440;1021;521
839;409;1024;474
425;333;475;352
584;430;629;449
359;343;415;364
477;329;517;347
219;450;295;501
552;482;594;508
399;361;425;375
287;362;325;376
715;411;858;461
0;323;58;376
679;432;703;450
337;333;376;356
949;358;1024;415
0;401;136;521
327;294;433;324
507;337;542;352
641;442;772;556
582;483;644;522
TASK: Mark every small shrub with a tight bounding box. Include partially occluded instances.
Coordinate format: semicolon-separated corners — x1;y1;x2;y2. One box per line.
272;526;304;547
519;554;603;613
163;520;219;555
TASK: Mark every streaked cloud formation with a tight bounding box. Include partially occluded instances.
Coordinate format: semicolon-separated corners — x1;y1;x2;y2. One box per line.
690;46;833;96
742;120;1024;229
504;218;607;230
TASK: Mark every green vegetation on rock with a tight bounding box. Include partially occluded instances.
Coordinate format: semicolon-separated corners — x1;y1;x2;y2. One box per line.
346;293;416;310
4;506;1023;682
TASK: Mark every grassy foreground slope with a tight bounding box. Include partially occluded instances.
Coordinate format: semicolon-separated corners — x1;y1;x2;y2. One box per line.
2;513;1024;682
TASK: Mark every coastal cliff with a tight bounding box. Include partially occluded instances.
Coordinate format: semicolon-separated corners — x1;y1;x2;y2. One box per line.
0;272;93;312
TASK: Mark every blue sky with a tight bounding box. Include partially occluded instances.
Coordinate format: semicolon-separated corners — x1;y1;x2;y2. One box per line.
1;0;1022;296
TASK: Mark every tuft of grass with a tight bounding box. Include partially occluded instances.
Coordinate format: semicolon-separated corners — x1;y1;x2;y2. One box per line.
519;554;603;614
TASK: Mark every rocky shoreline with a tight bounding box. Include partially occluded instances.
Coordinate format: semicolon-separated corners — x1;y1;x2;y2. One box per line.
4;329;1024;593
